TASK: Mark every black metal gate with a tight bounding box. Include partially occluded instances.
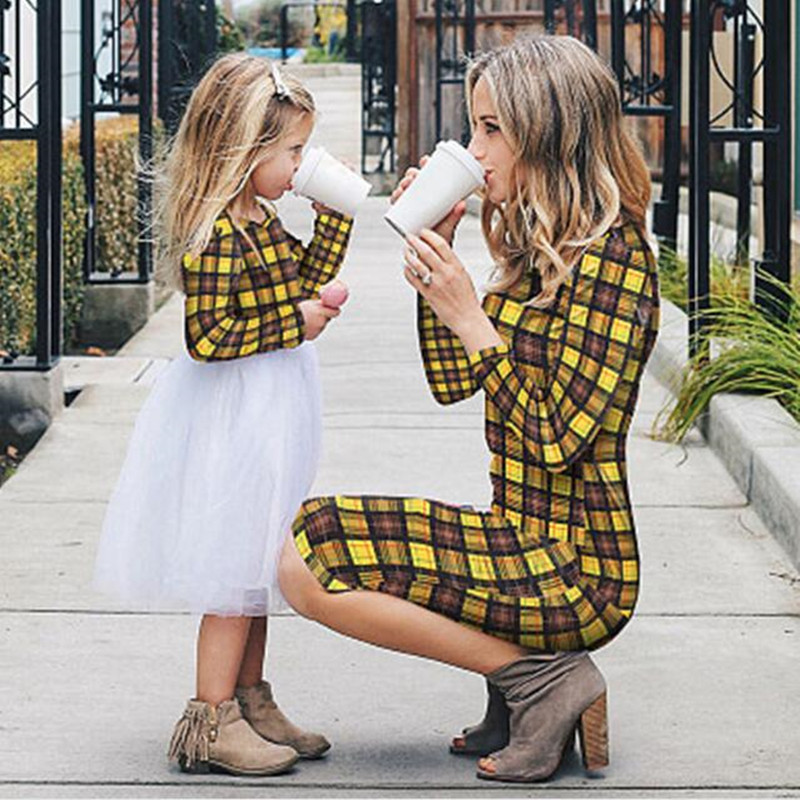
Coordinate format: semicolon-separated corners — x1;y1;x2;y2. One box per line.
361;0;396;173
689;0;791;350
0;0;62;370
434;0;474;145
80;0;153;283
544;0;598;49
158;0;217;135
611;1;683;255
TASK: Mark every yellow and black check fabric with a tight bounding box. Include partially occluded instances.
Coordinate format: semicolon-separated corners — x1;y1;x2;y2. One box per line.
292;222;659;652
183;207;352;361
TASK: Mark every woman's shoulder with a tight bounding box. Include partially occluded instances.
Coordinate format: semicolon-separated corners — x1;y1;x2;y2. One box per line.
577;221;654;284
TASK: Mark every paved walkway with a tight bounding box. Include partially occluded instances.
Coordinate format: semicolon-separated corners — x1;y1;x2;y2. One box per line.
2;66;800;799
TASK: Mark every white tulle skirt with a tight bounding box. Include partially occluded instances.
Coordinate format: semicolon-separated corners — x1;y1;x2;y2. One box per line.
93;343;321;616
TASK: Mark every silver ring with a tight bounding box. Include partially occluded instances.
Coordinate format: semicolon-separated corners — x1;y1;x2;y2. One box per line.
421;272;432;286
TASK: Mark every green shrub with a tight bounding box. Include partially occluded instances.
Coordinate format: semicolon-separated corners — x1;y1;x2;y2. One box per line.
0;139;86;355
0;116;144;357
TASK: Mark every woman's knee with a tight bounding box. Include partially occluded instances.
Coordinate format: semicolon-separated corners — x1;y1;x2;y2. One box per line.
278;535;326;620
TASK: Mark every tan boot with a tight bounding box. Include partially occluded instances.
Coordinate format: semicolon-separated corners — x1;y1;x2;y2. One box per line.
235;680;331;759
477;652;608;783
167;698;299;776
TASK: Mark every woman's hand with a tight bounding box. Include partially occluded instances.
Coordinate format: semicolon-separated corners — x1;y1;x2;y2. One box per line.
390;156;467;245
403;229;505;354
298;299;340;341
403;229;479;334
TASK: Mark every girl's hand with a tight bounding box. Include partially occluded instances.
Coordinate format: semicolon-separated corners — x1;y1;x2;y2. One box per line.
402;229;482;336
299;299;340;341
390;156;467;245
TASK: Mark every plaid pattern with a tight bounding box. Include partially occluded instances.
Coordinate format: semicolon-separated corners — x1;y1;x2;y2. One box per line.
293;222;659;652
183;208;352;361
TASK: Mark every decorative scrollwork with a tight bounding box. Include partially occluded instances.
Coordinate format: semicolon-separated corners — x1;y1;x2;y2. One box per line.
1;0;40;128
708;0;764;127
93;0;142;106
619;0;668;108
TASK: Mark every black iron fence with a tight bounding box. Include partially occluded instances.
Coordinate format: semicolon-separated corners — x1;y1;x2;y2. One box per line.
689;0;791;352
0;0;62;370
80;0;153;283
158;0;217;136
612;1;682;255
361;0;396;173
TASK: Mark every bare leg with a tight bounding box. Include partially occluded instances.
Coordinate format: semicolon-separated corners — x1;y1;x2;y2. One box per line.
279;538;526;675
196;615;252;706
237;616;267;688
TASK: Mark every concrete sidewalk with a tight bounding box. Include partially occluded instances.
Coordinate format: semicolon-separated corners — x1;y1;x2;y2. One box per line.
1;195;800;798
2;65;800;798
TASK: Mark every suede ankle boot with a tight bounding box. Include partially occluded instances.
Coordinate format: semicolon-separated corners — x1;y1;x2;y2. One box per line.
450;678;510;756
236;680;331;759
477;651;608;783
167;698;299;776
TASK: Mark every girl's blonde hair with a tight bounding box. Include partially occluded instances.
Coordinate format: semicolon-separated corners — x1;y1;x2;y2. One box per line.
466;35;651;306
155;53;314;290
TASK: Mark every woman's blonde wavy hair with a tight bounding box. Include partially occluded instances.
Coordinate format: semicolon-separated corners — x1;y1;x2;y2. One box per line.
154;52;314;291
466;35;651;306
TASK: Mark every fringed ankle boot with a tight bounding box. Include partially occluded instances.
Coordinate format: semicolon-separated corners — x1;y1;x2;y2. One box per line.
236;680;331;759
167;698;298;776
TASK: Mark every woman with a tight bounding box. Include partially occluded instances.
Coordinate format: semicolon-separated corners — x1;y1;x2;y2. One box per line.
278;35;659;783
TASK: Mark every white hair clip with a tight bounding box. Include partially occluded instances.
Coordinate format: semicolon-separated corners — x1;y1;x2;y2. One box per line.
270;61;291;101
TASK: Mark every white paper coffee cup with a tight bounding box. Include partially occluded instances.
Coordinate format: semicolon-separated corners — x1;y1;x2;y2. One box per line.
383;140;485;238
292;146;371;217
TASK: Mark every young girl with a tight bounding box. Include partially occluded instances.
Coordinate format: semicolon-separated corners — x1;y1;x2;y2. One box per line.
278;34;659;784
93;53;353;777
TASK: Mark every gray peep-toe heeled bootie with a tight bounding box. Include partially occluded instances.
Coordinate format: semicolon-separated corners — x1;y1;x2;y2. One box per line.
477;651;608;783
236;680;331;759
167;698;298;776
450;678;510;756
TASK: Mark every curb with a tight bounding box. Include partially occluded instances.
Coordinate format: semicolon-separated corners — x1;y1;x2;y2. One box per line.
651;298;800;570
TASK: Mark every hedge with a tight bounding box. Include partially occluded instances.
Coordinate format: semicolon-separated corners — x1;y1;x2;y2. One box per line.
0;116;141;356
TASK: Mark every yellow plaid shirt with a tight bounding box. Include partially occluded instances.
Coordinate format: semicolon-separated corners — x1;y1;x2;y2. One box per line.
418;222;660;620
183;206;352;361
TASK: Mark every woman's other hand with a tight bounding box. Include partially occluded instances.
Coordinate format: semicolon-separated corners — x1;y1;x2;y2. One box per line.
390;156;468;245
299;299;340;341
403;229;480;333
403;229;504;354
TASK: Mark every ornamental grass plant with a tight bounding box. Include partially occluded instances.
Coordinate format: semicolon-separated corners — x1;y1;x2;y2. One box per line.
657;267;800;443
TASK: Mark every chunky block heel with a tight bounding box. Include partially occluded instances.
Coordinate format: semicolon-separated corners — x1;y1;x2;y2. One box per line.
578;692;609;771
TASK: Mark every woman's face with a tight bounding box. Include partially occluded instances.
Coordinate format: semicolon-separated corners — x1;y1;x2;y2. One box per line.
467;76;516;206
250;112;313;201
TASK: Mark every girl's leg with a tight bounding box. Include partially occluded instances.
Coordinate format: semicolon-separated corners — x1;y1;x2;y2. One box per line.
278;537;527;675
237;616;267;688
196;614;252;706
233;612;330;758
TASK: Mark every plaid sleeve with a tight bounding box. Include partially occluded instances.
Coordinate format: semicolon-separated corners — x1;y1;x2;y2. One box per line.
291;211;353;298
468;237;656;472
417;293;479;405
183;217;305;361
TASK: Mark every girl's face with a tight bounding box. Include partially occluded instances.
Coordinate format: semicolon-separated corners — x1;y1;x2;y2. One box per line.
250;112;314;201
468;76;516;206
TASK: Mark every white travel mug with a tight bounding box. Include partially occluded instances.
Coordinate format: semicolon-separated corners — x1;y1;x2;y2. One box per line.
292;146;371;217
384;140;485;238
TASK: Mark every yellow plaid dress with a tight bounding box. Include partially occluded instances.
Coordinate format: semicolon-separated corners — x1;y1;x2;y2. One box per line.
183;207;352;360
292;222;659;651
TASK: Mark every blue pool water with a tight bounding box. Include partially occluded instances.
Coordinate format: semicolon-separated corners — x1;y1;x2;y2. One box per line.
248;46;303;61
